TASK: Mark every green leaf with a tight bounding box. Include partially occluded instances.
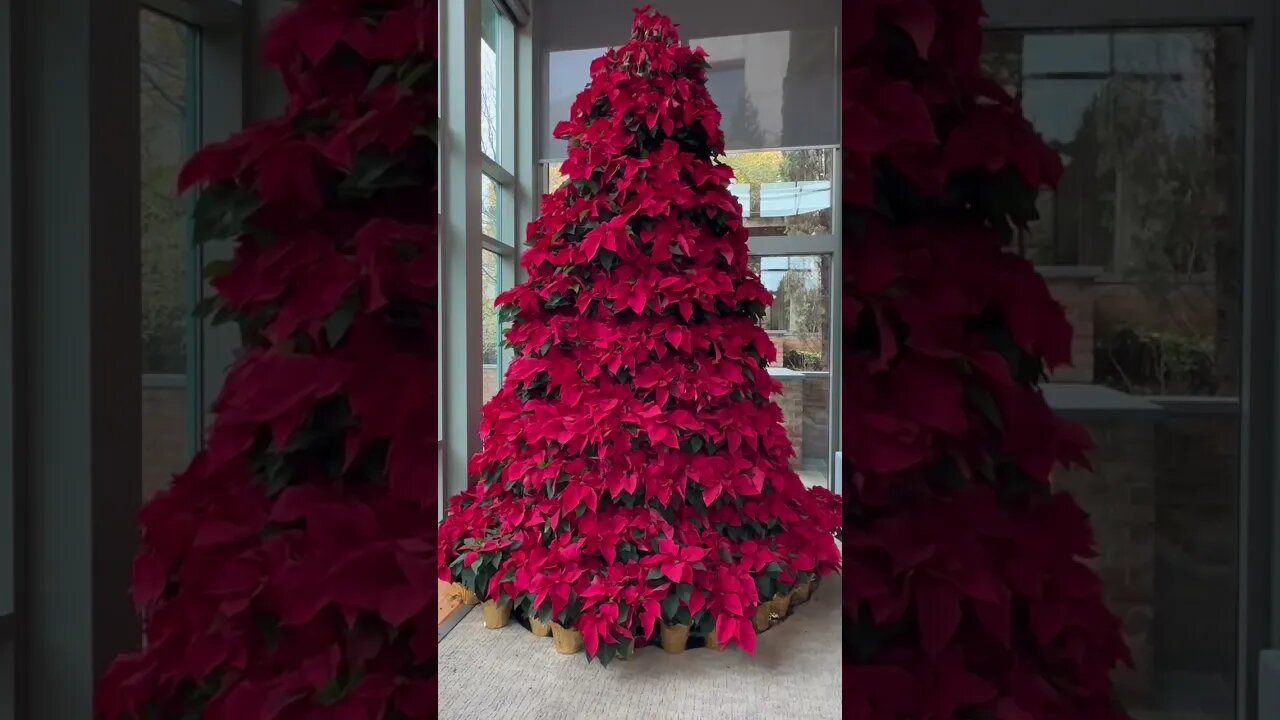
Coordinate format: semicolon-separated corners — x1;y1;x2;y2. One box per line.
192;295;220;320
675;583;692;603
964;384;1004;431
324;292;361;347
192;183;262;245
339;146;420;199
646;568;666;582
661;593;680;620
202;259;234;280
366;64;396;94
316;668;366;706
254;613;282;652
399;60;436;90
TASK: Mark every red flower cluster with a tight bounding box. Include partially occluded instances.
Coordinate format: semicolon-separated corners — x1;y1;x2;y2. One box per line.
437;6;842;666
843;2;1131;718
96;2;438;718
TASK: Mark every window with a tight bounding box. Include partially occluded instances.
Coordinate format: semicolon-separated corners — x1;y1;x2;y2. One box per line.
479;0;517;406
545;147;836;237
441;0;528;509
481;249;503;405
747;254;833;489
982;27;1244;719
140;8;200;500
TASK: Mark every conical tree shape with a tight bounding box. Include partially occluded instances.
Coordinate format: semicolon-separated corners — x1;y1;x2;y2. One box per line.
843;2;1131;718
438;6;842;664
96;2;438;718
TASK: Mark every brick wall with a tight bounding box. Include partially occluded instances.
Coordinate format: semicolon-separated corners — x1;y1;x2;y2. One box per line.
770;369;805;469
801;373;829;462
1055;417;1157;700
1056;411;1238;711
141;384;189;499
482;364;498;403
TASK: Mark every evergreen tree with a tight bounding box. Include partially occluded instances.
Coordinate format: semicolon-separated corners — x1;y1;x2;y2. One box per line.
843;1;1131;717
438;6;842;665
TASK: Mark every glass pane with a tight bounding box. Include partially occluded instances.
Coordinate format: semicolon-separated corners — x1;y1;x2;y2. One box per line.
983;27;1243;719
481;174;502;240
544;160;569;194
140;9;198;500
481;249;502;405
725;148;833;236
747;254;832;490
543;147;834;238
480;0;502;163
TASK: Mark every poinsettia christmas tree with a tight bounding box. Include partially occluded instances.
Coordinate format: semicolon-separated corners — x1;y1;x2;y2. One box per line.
438;6;842;665
842;1;1131;718
96;2;437;718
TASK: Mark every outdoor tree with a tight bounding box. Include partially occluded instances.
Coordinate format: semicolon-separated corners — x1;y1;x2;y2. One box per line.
438;7;842;665
96;2;438;718
843;1;1131;718
140;12;194;374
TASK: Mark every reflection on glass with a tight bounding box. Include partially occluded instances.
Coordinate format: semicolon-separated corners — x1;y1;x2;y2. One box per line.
481;250;502;405
480;0;501;162
725;149;833;236
542;148;834;237
983;28;1243;719
481;174;501;240
140;9;197;499
748;254;832;490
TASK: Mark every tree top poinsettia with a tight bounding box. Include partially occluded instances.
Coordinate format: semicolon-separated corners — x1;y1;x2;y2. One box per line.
842;2;1131;718
438;5;842;666
96;2;438;718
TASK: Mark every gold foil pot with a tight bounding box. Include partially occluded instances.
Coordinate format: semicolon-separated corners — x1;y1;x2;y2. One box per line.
481;599;512;629
551;622;584;654
529;616;552;637
660;623;690;654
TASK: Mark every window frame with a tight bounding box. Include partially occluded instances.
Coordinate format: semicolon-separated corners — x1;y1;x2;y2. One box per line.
441;0;533;518
0;0;246;717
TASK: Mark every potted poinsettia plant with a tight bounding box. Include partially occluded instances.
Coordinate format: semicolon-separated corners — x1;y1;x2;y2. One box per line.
579;565;642;663
447;533;519;628
438;494;490;605
737;540;793;632
628;574;668;649
783;548;818;607
702;565;758;654
526;540;591;653
641;537;712;653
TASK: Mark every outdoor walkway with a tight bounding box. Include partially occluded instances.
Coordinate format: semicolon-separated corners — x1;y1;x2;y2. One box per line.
437;574;843;719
